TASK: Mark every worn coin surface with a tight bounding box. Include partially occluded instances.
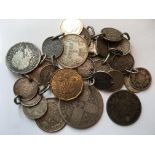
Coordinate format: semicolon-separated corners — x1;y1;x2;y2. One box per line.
36;98;66;133
51;69;83;101
13;78;38;101
6;42;41;74
58;34;88;68
108;70;124;92
59;84;103;129
42;37;63;59
93;71;113;90
23;97;47;119
107;90;141;126
108;54;134;72
129;68;151;91
60;19;83;35
101;28;122;42
80;27;91;46
77;58;95;79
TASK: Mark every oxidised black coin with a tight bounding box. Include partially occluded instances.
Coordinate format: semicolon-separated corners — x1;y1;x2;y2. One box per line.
107;90;141;126
42;37;63;59
93;72;113;90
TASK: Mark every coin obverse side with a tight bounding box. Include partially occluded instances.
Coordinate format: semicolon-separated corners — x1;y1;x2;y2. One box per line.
58;34;88;68
59;84;103;129
23;96;47;119
107;90;141;126
6;42;41;74
36;98;66;133
51;69;83;101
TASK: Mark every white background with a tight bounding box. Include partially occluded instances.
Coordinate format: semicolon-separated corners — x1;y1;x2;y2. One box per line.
0;19;155;135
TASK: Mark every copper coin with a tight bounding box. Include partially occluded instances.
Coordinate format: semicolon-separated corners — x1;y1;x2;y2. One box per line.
80;27;91;46
21;94;42;107
101;28;122;42
108;70;124;92
77;58;95;79
58;34;88;68
36;98;66;133
108;54;134;72
59;84;103;129
129;67;152;91
93;71;113;90
107;90;141;126
23;97;47;119
51;69;83;101
96;36;109;57
13;78;38;101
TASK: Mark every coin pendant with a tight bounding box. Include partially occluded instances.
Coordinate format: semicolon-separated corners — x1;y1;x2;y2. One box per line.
23;97;47;119
6;42;41;74
88;41;98;57
60;19;83;35
51;69;83;101
80;27;91;46
107;90;141;126
59;84;103;129
58;34;88;68
36;98;66;133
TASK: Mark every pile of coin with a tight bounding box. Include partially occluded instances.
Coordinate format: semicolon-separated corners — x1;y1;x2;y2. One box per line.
6;19;152;133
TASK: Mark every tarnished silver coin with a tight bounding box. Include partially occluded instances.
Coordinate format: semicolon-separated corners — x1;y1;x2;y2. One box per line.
59;84;103;129
58;34;88;68
13;78;38;101
60;19;83;35
42;37;63;59
6;42;41;74
23;97;47;119
80;27;91;46
36;98;66;133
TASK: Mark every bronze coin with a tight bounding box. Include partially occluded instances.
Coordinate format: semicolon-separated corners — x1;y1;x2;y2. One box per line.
101;28;122;42
93;71;113;90
108;70;124;92
36;98;66;133
59;84;103;129
108;54;134;72
51;69;83;101
23;96;47;119
13;78;38;101
77;58;95;79
96;36;109;57
80;27;91;46
107;90;141;126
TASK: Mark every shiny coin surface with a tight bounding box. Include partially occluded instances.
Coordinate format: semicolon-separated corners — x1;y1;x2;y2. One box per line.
42;37;63;59
93;71;113;90
77;58;95;79
23;97;47;119
51;69;83;101
36;98;66;133
59;84;103;129
107;90;141;126
129;67;152;91
6;42;41;74
14;78;38;101
58;34;88;68
80;27;91;46
101;28;122;42
108;70;124;92
60;19;83;35
108;54;134;72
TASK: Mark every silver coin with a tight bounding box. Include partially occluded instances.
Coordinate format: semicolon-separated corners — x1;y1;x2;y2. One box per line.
60;19;83;35
23;97;47;119
6;42;41;74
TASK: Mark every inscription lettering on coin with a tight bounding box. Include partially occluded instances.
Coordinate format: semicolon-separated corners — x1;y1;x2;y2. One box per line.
59;84;103;129
36;98;66;133
51;69;83;101
58;34;88;68
107;90;141;126
6;42;41;74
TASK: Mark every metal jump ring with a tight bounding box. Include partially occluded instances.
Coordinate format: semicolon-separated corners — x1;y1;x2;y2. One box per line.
121;32;130;40
14;96;21;105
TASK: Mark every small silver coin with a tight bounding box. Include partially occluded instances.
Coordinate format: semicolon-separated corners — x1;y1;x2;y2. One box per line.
23;97;47;119
6;42;41;74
